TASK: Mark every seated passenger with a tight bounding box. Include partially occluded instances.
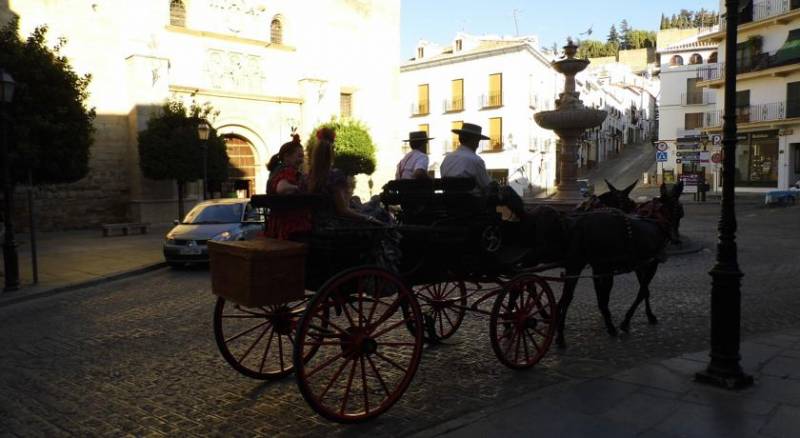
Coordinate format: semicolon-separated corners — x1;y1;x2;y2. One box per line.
441;122;526;219
307;127;399;269
264;134;312;240
306;127;383;226
396;131;432;180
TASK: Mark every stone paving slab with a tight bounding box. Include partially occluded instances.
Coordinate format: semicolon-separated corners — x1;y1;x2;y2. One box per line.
416;331;800;438
0;226;169;307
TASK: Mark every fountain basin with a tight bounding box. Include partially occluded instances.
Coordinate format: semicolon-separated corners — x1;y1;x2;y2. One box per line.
553;58;590;76
534;108;608;131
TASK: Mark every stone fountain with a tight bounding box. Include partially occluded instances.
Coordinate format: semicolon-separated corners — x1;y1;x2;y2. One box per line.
534;39;607;205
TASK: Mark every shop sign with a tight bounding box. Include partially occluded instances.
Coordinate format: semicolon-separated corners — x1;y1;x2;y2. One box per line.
680;174;700;193
676;151;711;163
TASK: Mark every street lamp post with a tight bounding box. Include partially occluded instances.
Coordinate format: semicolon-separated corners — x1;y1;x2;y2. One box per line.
695;0;754;389
0;68;19;292
197;120;210;201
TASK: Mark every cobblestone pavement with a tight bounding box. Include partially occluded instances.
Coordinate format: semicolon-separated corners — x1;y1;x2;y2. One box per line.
0;203;798;436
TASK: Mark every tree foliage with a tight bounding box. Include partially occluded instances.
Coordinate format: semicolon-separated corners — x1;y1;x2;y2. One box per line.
306;118;376;176
138;98;229;217
0;18;95;186
661;8;719;29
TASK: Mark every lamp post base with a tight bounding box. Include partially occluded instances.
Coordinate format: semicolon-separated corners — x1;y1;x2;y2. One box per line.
695;367;753;390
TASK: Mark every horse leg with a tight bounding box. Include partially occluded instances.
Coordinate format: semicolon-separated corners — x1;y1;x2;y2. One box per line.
556;267;581;349
591;269;617;337
621;261;658;332
642;261;659;324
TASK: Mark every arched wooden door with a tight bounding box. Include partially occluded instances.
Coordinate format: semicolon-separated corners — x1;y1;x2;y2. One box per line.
223;135;257;198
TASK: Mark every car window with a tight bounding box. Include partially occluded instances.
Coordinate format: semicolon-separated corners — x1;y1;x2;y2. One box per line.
243;203;264;222
183;203;244;224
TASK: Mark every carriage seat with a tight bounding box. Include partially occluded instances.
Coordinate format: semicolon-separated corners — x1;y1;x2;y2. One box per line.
250;193;326;212
381;177;495;225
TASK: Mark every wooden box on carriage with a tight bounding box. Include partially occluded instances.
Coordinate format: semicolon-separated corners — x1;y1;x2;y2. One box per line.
208;238;307;307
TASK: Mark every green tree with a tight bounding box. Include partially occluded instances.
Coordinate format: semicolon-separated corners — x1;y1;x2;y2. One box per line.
306;118;376;176
626;30;657;49
0;18;95;187
607;25;620;46
660;14;668;30
138;99;229;219
619;19;631;49
578;39;617;58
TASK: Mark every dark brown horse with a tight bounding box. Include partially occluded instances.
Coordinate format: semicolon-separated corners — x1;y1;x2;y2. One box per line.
523;182;684;347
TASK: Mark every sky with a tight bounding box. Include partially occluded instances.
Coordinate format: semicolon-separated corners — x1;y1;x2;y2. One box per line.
400;0;721;59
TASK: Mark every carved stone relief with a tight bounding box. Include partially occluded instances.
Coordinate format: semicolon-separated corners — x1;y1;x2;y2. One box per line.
204;49;265;93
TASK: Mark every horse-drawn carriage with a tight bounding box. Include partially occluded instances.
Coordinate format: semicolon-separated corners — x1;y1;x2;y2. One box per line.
209;178;561;423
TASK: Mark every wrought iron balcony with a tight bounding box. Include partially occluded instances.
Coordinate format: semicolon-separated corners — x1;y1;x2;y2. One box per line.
681;91;717;105
479;93;503;109
443;97;464;112
479;139;504;152
704;100;800;128
410;102;429;116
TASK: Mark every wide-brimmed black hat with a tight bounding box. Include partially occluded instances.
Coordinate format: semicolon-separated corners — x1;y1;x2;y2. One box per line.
452;122;490;140
402;131;435;142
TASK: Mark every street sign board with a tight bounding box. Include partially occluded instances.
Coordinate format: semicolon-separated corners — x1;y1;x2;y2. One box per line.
711;134;722;145
680;174;700;193
656;151;668;162
676;151;711;163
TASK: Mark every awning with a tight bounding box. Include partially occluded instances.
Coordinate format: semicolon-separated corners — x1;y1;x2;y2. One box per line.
774;29;800;66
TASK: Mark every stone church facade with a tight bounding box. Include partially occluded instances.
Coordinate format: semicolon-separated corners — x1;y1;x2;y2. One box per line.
2;0;402;229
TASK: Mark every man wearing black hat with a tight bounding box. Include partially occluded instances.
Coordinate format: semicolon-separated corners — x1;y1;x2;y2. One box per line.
396;131;432;179
442;122;526;218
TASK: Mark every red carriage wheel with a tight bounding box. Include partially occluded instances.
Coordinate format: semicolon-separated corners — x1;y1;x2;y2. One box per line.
489;274;557;369
294;266;424;423
214;295;318;380
406;280;467;341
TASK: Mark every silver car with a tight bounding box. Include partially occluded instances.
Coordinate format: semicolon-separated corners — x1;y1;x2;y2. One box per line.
163;199;264;267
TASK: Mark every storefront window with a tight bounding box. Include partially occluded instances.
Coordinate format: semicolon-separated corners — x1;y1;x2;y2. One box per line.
734;131;779;187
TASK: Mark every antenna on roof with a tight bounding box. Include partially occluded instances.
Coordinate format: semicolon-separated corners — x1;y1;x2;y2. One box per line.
512;9;522;36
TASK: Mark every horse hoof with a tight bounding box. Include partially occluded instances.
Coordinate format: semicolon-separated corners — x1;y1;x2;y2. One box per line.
647;315;659;325
607;326;618;337
619;323;630;333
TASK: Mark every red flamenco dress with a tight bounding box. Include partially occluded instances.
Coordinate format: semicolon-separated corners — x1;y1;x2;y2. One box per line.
265;165;312;240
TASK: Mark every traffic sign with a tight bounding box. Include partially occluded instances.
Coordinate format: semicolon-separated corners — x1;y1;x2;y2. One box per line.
711;134;722;145
656;151;668;162
656;142;669;151
711;152;722;164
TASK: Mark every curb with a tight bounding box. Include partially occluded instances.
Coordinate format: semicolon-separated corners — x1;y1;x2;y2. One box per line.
0;262;168;309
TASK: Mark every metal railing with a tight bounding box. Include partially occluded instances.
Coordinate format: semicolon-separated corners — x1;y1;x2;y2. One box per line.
443;97;464;112
704;100;800;127
479;93;503;109
682;91;717;105
410;102;429;116
754;0;793;21
479;139;504;152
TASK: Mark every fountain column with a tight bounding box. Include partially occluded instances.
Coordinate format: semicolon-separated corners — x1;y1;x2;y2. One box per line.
534;40;607;204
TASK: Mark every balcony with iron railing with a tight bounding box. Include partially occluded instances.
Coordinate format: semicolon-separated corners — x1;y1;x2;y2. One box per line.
479;93;503;109
479;138;504;152
681;91;717;105
703;100;800;128
696;49;800;87
410;102;429;117
443;97;464;113
699;0;800;42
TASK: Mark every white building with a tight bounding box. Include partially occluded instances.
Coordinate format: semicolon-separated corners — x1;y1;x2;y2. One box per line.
579;63;660;171
2;0;402;228
656;31;719;185
697;0;800;191
400;33;560;195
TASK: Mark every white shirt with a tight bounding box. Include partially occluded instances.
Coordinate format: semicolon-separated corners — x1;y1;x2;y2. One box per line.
396;149;429;179
441;145;491;189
